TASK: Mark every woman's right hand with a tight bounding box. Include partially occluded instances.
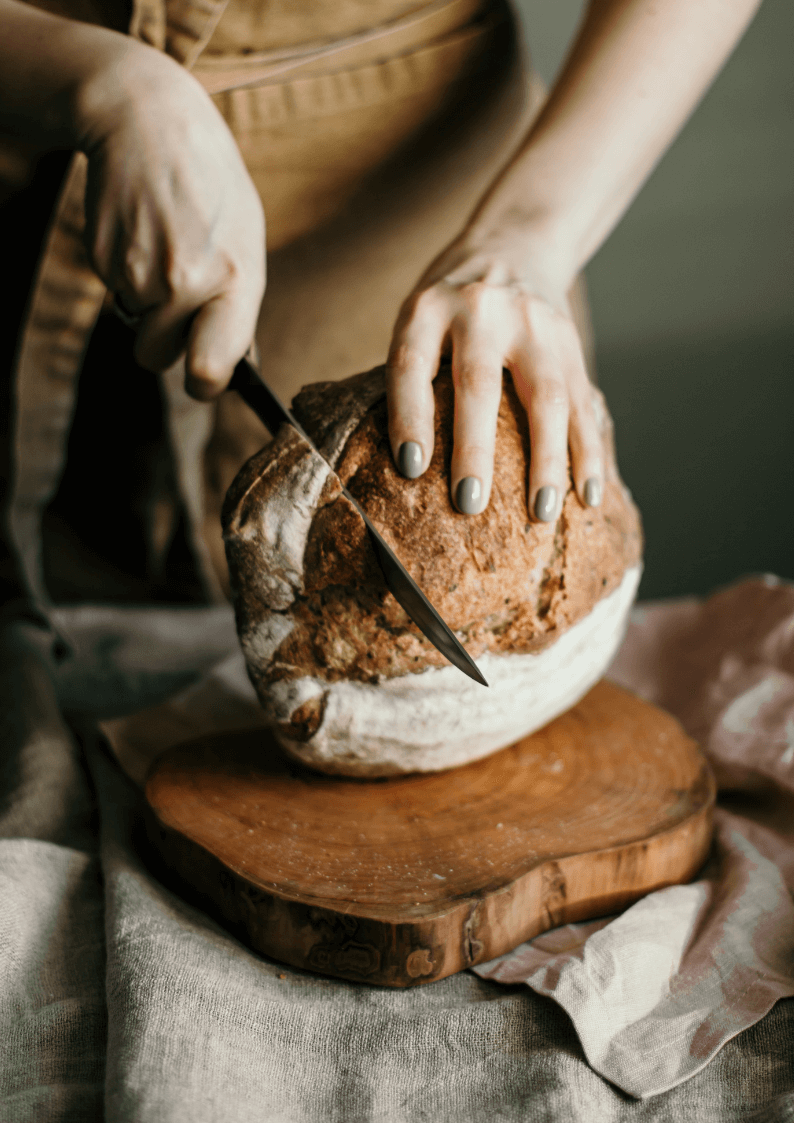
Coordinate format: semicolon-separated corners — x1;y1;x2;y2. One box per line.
76;39;265;399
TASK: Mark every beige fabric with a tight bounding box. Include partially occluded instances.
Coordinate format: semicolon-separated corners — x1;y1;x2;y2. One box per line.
205;0;453;55
197;0;506;253
199;0;490;78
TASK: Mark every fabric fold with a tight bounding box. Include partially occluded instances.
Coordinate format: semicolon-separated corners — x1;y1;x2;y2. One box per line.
474;576;794;1097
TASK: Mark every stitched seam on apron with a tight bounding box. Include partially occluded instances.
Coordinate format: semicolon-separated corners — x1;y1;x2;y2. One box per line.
213;19;507;127
198;0;490;68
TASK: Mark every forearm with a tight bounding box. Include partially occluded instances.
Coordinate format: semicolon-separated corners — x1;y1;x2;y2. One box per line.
0;0;187;151
466;0;762;281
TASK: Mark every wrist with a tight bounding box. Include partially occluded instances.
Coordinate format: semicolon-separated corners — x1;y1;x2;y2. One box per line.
450;213;581;300
72;36;187;152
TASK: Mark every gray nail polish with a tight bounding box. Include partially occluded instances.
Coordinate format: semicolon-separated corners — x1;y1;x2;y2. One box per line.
584;477;602;507
455;476;483;515
397;441;423;479
534;485;558;522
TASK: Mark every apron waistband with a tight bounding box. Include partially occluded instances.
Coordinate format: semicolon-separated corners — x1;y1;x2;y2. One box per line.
193;0;495;95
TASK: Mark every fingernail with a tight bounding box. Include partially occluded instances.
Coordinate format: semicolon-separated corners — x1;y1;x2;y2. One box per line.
455;476;484;515
584;477;602;507
397;441;423;479
534;485;558;522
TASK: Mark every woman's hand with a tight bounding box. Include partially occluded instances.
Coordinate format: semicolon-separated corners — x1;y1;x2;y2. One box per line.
387;233;603;521
387;0;763;520
76;40;265;398
0;0;264;397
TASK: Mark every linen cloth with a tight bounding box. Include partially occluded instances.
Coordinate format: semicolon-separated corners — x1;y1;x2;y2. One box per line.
474;576;794;1096
1;579;793;1121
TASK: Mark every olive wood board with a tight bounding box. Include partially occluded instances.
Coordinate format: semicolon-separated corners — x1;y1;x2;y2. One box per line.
143;680;715;987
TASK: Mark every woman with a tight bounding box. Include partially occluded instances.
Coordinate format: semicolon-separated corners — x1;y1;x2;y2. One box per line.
0;0;761;621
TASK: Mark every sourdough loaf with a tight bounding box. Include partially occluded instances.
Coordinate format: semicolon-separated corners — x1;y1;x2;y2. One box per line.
222;365;642;775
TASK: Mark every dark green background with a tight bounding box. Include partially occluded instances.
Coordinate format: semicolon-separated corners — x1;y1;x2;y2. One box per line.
520;0;793;599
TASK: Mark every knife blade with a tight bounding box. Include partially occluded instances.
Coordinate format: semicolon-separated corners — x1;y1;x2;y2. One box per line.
229;357;488;687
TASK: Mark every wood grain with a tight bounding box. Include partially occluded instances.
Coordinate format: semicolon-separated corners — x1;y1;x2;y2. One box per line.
145;680;715;987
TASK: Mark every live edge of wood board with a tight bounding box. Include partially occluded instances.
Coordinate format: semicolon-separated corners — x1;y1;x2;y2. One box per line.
144;679;715;988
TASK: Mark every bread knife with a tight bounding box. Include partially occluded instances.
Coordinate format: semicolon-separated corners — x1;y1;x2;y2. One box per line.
229;357;488;687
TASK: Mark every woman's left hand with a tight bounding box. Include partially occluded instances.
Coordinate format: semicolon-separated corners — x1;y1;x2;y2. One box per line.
386;232;604;522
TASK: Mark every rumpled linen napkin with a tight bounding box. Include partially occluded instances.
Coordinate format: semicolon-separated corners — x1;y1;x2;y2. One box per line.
88;577;794;1101
473;576;794;1097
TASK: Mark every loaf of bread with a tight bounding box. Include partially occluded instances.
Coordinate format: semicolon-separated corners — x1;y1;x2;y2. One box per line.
222;365;642;775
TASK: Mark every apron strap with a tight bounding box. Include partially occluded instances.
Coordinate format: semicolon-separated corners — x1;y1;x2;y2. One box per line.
192;0;490;95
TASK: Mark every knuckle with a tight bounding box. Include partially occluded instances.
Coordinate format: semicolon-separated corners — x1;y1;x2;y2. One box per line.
388;342;430;375
571;425;603;460
187;380;218;403
215;254;240;290
408;287;444;318
521;295;577;346
460;281;492;314
164;251;208;299
164;263;195;299
569;386;595;423
570;383;604;432
521;293;554;333
570;420;601;458
189;356;227;392
453;362;502;397
122;244;149;294
531;380;569;412
454;440;492;465
569;423;603;461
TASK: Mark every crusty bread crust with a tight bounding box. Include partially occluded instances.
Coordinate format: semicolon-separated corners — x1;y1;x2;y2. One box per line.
223;365;641;693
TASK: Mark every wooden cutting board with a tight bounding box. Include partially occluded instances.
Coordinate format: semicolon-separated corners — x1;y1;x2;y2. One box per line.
145;680;714;987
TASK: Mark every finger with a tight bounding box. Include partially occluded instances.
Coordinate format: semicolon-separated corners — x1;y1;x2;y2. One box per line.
133;248;265;386
568;374;604;509
386;291;448;479
111;203;171;312
511;336;571;525
185;283;264;399
449;316;505;516
133;298;197;374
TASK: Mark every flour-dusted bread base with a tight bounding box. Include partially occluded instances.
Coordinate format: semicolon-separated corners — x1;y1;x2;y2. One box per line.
272;564;641;776
223;365;643;776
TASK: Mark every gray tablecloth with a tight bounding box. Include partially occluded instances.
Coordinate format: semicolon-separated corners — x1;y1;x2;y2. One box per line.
2;606;793;1122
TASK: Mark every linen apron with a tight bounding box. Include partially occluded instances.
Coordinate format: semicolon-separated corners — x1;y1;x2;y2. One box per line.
1;0;580;620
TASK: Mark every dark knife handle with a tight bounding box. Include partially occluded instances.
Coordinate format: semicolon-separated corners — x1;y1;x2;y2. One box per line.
228;357;311;443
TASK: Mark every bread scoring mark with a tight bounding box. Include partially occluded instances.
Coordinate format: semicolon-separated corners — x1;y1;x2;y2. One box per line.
278;691;328;742
223;425;336;618
292;366;388;467
241;614;295;666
